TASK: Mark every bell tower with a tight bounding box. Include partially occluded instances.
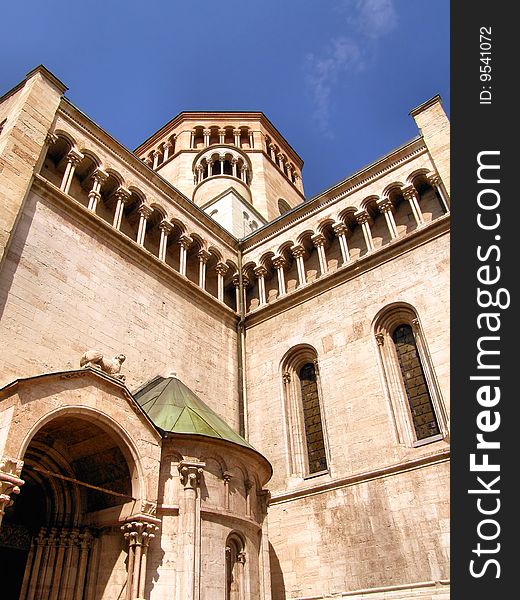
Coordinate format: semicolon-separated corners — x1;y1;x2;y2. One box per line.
135;112;305;237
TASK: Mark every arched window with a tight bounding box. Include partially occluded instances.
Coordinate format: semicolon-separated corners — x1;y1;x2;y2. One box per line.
374;303;448;446
225;533;245;600
278;198;291;215
282;346;329;477
392;324;440;440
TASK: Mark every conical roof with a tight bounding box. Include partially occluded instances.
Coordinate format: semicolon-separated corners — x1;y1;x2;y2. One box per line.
133;376;254;449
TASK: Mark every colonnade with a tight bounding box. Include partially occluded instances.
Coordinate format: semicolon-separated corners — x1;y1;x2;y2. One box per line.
242;176;449;310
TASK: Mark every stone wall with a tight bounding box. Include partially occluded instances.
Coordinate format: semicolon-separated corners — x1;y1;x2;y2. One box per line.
0;189;240;429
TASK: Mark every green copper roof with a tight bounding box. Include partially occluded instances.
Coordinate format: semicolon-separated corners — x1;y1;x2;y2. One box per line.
134;376;254;450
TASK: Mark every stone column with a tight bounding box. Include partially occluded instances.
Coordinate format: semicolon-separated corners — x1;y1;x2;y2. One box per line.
0;457;24;527
24;527;48;600
215;262;228;302
219;154;226;175
196;164;204;184
257;490;272;600
73;529;93;600
233;128;241;146
237;552;247;600
218;128;226;144
178;235;193;277
112;187;132;230
291;245;306;287
428;173;450;212
122;520;159;600
87;169;108;212
223;471;232;510
206;158;214;178
231;157;238;178
402;185;425;227
377;198;398;239
190;130;196;149
232;274;241;312
241;165;248;184
286;163;293;183
49;529;69;600
272;255;287;297
332;222;350;265
158;220;173;262
268;144;276;161
203;128;211;147
311;233;328;276
60;149;83;194
355;210;374;252
254;266;268;306
136;205;154;246
163;140;173;162
152;149;161;169
197;249;211;289
176;461;205;600
248;130;254;148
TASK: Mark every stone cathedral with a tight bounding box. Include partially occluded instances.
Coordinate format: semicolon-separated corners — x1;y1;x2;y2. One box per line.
0;66;450;600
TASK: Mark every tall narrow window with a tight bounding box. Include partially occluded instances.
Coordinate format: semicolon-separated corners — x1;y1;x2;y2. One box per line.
225;534;245;600
299;363;327;473
374;303;448;447
392;325;440;440
281;345;329;477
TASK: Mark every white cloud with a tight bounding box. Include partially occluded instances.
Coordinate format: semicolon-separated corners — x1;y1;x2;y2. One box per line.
305;0;398;136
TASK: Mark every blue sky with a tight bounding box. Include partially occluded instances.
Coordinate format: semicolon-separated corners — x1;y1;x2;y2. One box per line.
1;0;449;197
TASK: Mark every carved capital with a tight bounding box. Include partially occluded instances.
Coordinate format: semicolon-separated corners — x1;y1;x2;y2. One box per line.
332;222;348;236
114;187;132;204
311;233;326;248
121;520;159;548
253;265;268;279
197;249;211;264
290;244;306;259
203;128;211;136
375;333;385;346
272;255;287;270
45;132;58;146
233;128;241;136
222;471;232;484
152;149;162;158
137;204;154;220
178;461;205;490
178;235;193;250
0;460;22;515
402;185;419;201
66;148;83;166
218;128;226;136
92;168;108;186
377;198;394;213
215;262;229;277
237;551;246;564
143;156;153;167
164;140;174;150
159;219;173;235
240;164;248;172
282;371;291;384
427;173;441;188
354;210;371;226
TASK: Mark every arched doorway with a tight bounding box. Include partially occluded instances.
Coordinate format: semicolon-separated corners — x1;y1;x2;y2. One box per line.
1;415;135;600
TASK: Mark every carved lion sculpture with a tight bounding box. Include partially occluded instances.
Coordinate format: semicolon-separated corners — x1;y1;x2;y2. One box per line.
80;351;126;381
